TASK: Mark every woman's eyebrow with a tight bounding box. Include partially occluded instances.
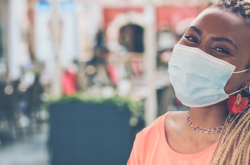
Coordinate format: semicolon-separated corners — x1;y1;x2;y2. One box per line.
211;37;238;50
190;26;202;36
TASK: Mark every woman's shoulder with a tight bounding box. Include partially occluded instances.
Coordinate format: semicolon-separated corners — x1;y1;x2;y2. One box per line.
128;111;188;164
134;111;188;142
165;111;188;125
137;111;183;138
140;112;169;135
128;113;170;165
139;111;185;131
164;111;188;134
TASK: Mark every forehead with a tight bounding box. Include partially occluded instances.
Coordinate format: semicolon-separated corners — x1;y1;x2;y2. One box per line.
189;7;250;45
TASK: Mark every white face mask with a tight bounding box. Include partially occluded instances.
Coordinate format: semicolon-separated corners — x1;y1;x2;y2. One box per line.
168;44;250;107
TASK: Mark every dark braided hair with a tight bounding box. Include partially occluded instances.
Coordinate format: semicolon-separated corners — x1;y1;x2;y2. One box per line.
215;0;250;21
205;1;250;165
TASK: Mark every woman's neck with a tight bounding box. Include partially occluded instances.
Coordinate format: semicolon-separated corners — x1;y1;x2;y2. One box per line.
189;101;229;129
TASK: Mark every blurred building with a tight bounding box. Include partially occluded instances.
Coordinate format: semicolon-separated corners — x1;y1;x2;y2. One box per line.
0;0;216;164
0;0;215;139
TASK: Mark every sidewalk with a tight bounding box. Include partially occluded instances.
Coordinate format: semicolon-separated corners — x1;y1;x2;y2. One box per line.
0;132;49;165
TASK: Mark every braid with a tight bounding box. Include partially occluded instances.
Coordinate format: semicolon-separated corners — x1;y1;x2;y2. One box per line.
210;102;250;164
209;2;250;164
215;0;250;20
210;109;250;164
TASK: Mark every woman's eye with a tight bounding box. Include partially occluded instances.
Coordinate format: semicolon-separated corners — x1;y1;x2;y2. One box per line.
214;47;229;54
185;35;197;43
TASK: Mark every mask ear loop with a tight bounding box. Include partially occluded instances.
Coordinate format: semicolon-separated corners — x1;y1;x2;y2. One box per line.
229;69;250;95
229;88;245;96
233;68;250;74
229;86;249;96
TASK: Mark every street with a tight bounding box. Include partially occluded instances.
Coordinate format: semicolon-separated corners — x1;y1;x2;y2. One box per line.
0;132;49;165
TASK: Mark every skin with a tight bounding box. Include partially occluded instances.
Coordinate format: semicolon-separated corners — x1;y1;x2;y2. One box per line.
165;7;250;154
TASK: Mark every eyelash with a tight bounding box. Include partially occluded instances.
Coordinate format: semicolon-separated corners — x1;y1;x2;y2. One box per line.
213;47;229;54
185;35;197;43
184;35;230;55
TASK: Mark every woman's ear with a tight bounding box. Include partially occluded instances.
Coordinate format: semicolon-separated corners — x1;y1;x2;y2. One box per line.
242;71;250;88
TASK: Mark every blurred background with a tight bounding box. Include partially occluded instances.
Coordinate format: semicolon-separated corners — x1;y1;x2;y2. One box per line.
0;0;217;164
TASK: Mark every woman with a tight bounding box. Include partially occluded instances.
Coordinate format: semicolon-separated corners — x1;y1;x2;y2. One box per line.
127;0;250;164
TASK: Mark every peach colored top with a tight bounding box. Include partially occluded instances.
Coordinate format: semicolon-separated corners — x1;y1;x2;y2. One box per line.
127;112;217;165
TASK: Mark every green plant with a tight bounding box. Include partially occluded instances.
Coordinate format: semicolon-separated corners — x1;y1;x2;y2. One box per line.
44;92;144;127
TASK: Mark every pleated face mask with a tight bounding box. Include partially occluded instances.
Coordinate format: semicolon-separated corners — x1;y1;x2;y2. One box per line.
168;44;250;107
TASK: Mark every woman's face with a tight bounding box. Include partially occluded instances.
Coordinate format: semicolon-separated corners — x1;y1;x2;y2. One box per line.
178;7;250;94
